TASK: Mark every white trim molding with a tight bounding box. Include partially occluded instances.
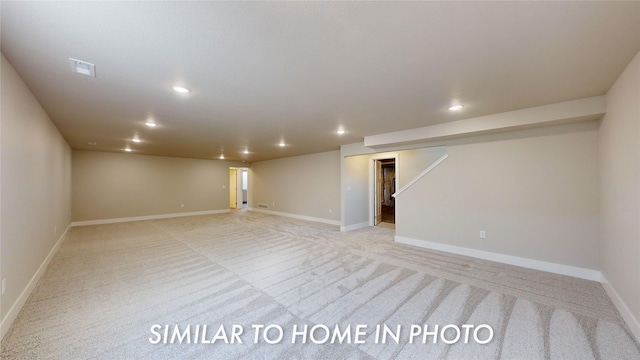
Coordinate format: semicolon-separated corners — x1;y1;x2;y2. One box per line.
395;235;601;281
71;209;230;227
601;274;640;343
341;221;370;232
249;208;340;226
1;224;71;341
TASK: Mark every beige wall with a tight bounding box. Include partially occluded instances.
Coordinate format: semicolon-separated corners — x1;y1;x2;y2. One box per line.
395;122;600;269
342;155;370;227
395;147;447;190
396;122;598;269
72;150;244;221
1;54;72;331
599;51;640;335
341;146;446;229
250;151;341;223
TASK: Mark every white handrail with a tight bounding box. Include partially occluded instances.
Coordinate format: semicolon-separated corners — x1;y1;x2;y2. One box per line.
392;153;448;198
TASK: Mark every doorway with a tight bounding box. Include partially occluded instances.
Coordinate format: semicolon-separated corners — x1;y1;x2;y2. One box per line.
229;167;249;210
374;158;396;226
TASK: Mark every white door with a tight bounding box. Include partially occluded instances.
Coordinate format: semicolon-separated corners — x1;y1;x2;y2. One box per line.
229;169;237;209
375;160;383;225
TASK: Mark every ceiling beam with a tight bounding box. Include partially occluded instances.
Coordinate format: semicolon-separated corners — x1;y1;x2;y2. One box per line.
364;96;606;148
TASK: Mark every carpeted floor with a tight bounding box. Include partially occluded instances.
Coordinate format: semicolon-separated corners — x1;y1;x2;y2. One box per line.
2;210;639;359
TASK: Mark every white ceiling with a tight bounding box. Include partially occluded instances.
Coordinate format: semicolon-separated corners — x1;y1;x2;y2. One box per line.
2;1;639;162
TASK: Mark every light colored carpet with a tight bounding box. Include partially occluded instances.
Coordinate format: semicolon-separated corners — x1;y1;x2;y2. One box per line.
1;210;639;359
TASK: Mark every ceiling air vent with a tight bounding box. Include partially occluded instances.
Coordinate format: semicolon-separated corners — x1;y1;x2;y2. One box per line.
69;58;96;77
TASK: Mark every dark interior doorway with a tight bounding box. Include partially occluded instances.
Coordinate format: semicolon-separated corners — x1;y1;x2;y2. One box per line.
376;159;396;225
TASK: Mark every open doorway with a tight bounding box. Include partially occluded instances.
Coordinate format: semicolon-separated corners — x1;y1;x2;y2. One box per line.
229;167;249;210
374;158;396;226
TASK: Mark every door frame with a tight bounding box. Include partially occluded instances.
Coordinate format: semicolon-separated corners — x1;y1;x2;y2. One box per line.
229;168;238;209
229;167;249;209
369;153;399;226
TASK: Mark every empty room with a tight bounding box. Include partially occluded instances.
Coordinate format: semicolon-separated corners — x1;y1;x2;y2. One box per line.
1;2;639;359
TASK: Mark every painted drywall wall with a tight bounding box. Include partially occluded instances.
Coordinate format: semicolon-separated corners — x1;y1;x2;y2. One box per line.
341;146;447;229
342;155;370;228
395;147;447;190
72;150;245;221
599;50;640;339
396;122;600;270
1;54;72;335
250;151;341;223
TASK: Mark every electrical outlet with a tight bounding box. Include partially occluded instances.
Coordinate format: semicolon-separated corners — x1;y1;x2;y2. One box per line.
180;204;185;208
479;231;486;239
54;225;57;235
2;279;6;295
329;208;332;214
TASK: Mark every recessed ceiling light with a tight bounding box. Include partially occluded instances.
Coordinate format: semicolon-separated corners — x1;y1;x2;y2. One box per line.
243;149;249;154
124;147;132;152
88;141;97;146
132;137;141;143
448;104;464;111
172;86;191;94
219;154;225;160
279;141;286;147
145;121;157;127
337;129;346;135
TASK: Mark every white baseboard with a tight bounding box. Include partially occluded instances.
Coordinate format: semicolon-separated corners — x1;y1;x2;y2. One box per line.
601;274;640;343
71;209;230;227
0;224;70;341
249;208;340;226
341;221;370;232
395;236;601;282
